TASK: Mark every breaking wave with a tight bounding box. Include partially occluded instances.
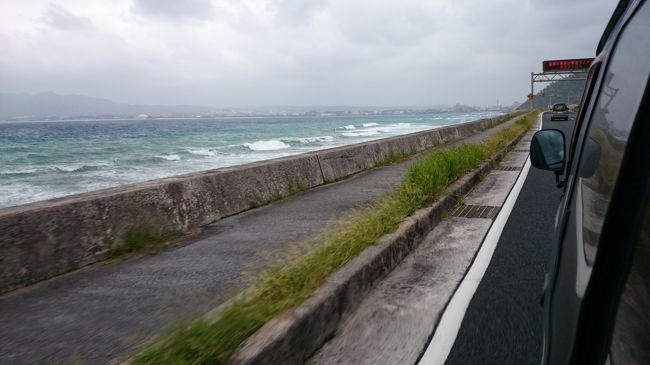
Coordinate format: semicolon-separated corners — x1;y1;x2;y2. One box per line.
156;154;181;161
244;140;290;151
187;149;216;156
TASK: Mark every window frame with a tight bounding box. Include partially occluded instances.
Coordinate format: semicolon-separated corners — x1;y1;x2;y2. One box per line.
568;1;650;361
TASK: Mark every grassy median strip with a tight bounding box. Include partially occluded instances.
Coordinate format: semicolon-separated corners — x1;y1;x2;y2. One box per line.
133;112;537;365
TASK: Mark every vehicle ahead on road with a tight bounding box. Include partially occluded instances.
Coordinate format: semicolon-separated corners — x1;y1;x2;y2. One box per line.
549;103;569;121
530;0;650;364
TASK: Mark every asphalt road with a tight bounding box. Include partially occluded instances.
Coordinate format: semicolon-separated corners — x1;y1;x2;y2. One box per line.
445;112;575;365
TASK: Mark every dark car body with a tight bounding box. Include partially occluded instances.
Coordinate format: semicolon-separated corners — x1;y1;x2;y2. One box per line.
530;0;650;364
550;103;570;121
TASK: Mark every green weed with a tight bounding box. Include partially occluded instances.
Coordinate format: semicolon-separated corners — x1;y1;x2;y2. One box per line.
110;226;177;257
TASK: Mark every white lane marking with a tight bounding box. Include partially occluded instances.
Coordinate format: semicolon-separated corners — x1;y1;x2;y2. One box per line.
418;114;542;365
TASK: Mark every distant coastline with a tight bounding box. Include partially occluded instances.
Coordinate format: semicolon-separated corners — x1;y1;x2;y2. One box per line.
0;92;517;122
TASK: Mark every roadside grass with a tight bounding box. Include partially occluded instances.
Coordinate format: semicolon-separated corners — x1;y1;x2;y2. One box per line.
110;226;178;258
133;111;538;365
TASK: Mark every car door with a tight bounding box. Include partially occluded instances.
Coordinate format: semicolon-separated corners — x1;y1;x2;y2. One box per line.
607;207;650;364
543;0;650;363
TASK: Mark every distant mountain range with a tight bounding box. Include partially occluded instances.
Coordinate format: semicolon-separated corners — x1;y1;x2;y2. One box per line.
0;92;214;120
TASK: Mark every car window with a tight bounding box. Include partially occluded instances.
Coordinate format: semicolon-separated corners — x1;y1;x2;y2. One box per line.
609;206;650;365
568;59;602;168
576;0;650;268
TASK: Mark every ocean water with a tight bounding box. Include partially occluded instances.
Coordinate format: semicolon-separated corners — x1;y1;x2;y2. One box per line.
0;112;500;208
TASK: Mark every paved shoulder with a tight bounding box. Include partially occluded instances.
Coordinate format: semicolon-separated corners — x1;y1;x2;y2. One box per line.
444;113;574;365
443;167;559;365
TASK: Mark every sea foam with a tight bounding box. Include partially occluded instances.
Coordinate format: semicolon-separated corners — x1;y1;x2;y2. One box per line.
340;122;428;138
291;136;334;144
341;130;381;137
1;168;39;176
187;149;216;156
244;140;290;151
156;154;181;161
53;164;108;173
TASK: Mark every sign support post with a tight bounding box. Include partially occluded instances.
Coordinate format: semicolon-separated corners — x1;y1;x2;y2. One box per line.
529;58;594;109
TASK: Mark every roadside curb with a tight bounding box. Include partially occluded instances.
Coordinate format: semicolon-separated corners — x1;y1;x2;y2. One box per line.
228;121;533;365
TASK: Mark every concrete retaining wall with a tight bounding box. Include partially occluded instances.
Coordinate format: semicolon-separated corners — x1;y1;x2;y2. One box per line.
0;115;509;294
316;117;495;182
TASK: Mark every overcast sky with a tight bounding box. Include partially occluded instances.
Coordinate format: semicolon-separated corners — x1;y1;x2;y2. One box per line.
0;0;616;107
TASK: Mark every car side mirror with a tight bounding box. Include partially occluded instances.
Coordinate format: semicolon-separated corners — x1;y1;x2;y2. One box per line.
530;129;565;172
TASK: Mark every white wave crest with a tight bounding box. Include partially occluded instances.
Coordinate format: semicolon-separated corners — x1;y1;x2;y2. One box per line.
362;123;379;127
342;130;381;137
387;122;411;128
157;154;181;161
244;140;290;151
1;168;39;175
340;124;356;130
340;122;430;138
294;136;334;143
54;165;82;172
187;149;216;156
52;163;109;172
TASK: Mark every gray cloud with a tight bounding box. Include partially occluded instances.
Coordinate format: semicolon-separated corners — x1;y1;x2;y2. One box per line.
43;4;94;31
132;0;215;21
270;0;326;26
0;0;617;107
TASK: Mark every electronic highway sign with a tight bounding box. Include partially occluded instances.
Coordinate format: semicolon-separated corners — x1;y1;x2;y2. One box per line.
542;58;594;73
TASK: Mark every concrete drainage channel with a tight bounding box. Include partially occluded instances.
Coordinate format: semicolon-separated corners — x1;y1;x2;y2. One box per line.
223;122;535;365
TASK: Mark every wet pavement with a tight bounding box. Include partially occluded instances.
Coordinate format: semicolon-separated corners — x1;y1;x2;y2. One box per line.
0;117;523;364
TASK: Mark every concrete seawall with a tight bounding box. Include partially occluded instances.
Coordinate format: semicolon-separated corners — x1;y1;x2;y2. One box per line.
0;116;509;294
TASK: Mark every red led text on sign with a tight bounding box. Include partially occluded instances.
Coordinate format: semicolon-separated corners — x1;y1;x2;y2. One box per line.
543;58;594;73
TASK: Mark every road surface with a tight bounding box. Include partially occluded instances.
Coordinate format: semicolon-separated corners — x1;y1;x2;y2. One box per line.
444;112;575;365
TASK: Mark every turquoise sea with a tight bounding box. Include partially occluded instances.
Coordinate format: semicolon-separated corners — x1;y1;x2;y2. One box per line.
0;112;500;208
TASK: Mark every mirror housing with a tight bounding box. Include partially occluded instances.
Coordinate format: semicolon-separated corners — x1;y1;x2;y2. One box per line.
530;129;566;172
